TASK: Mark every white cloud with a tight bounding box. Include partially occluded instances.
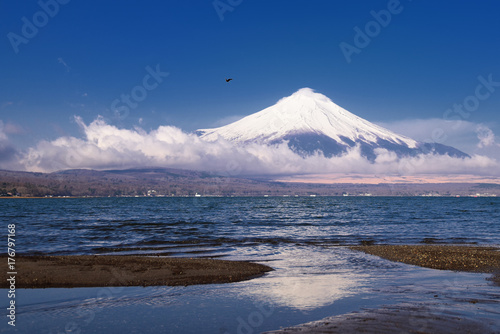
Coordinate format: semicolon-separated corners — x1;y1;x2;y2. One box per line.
377;118;500;159
476;124;499;148
377;118;475;145
0;120;22;170
1;102;14;110
0;121;9;141
16;116;500;178
2;121;24;135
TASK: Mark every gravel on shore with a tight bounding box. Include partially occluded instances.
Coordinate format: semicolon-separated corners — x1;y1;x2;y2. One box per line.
350;245;500;285
1;255;273;288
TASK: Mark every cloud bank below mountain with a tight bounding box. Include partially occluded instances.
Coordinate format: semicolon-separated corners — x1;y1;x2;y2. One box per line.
10;117;499;180
377;118;500;160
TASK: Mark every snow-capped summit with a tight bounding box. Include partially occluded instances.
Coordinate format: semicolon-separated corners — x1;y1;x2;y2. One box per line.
198;88;469;159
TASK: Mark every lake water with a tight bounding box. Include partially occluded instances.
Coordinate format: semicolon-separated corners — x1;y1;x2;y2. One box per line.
1;197;499;333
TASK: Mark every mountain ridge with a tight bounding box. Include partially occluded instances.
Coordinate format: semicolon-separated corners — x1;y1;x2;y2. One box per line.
0;168;498;197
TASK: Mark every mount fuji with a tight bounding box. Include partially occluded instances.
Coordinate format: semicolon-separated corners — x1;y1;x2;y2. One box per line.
197;88;469;160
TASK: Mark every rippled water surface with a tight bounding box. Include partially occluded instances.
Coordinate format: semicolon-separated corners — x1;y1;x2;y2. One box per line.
1;197;499;333
4;196;500;256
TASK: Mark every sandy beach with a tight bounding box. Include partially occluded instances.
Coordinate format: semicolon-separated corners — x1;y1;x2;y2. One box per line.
0;255;272;288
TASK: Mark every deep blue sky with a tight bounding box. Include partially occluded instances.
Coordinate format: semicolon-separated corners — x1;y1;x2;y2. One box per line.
1;0;500;151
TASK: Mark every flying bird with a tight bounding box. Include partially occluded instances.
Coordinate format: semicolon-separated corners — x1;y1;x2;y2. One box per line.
225;78;233;83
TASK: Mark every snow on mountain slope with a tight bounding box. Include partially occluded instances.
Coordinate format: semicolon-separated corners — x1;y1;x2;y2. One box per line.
197;88;469;159
199;88;417;146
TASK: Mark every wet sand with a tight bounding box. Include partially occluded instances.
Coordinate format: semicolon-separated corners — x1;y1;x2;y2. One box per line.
268;245;500;333
350;245;500;285
264;304;497;334
0;255;272;288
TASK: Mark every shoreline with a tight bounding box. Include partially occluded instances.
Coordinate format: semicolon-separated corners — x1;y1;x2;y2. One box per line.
267;245;500;333
2;195;499;199
0;255;272;288
264;303;498;334
3;245;499;289
350;245;500;285
3;245;500;332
